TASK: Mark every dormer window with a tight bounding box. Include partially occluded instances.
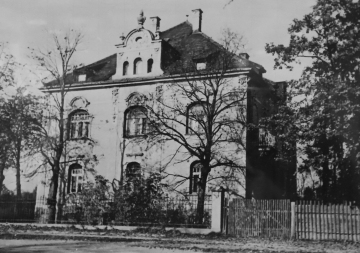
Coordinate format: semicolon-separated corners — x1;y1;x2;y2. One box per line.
134;58;142;75
147;59;153;73
78;74;86;82
123;61;129;76
196;62;206;70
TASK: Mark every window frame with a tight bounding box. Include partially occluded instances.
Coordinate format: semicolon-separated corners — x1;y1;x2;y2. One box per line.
125;162;141;179
68;110;91;140
147;58;153;73
125;162;142;191
123;106;148;138
123;61;129;76
186;102;208;135
133;58;142;75
189;161;203;194
67;163;84;194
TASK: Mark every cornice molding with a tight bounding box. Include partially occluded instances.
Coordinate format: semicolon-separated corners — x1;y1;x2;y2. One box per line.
41;68;252;93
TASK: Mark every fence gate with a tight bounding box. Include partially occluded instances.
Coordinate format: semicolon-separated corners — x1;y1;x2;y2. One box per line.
227;199;291;238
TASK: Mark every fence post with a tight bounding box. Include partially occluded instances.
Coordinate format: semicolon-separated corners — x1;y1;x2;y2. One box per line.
291;202;296;240
211;190;222;232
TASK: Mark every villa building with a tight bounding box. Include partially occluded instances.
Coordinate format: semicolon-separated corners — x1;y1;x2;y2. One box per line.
36;9;296;215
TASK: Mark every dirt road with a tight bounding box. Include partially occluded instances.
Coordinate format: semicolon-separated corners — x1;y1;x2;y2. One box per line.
0;239;196;253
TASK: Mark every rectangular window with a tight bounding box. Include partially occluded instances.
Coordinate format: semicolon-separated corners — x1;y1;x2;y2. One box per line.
70;168;83;193
78;74;86;82
196;62;206;70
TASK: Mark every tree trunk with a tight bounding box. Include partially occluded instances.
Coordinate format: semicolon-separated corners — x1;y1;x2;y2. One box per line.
0;146;9;196
120;139;126;186
47;161;60;223
322;149;330;203
0;157;6;195
46;77;65;224
57;173;66;223
196;172;208;224
15;139;22;199
196;184;205;224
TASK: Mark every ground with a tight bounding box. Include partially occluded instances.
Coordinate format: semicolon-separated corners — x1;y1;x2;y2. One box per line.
0;240;194;253
0;224;360;252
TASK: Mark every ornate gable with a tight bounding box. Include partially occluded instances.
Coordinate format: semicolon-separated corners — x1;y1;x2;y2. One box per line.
113;10;163;79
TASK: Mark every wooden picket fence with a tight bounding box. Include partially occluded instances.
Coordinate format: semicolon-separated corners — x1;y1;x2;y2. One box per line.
227;199;291;238
296;201;360;241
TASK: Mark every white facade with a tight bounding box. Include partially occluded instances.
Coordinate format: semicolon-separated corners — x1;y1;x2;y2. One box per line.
37;9;273;204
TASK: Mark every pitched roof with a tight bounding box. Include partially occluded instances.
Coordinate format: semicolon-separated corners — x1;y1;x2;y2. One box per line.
44;20;265;87
74;54;116;82
160;22;265;75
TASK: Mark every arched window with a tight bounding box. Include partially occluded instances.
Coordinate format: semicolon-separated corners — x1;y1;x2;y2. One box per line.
133;58;142;75
147;59;153;73
126;162;141;179
69;110;91;139
186;103;207;134
68;163;83;193
123;61;129;76
124;106;148;137
125;162;142;191
189;162;203;194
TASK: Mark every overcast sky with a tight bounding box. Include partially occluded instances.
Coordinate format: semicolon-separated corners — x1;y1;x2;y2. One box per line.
1;0;317;191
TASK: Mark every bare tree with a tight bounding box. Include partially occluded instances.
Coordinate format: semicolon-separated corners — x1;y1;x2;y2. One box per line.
30;30;84;223
146;29;248;223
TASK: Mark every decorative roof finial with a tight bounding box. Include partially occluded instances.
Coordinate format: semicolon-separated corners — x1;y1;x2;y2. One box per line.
137;10;146;28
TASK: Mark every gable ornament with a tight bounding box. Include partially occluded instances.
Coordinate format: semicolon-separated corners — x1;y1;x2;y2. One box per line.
70;96;90;109
137;10;146;29
126;92;147;107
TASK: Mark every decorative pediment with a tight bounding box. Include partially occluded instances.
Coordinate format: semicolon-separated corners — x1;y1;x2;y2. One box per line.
126;92;147;107
70;96;90;109
126;30;153;49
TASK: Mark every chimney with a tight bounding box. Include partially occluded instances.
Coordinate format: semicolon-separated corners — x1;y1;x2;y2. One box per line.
150;16;161;36
239;53;250;60
190;9;203;32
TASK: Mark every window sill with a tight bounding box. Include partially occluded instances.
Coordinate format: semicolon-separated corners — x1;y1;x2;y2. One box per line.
68;137;92;141
124;134;148;139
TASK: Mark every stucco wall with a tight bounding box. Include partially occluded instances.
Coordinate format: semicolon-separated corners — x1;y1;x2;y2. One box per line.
36;72;248;201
